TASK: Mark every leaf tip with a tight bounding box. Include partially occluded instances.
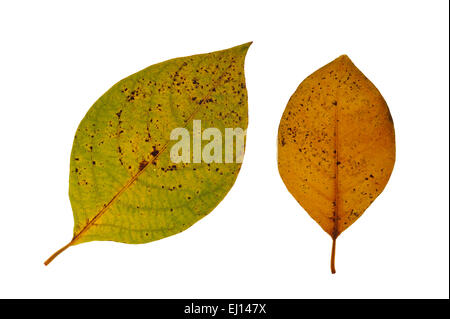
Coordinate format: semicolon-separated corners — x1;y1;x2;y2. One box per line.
223;42;252;60
238;41;253;54
335;54;353;64
332;54;360;72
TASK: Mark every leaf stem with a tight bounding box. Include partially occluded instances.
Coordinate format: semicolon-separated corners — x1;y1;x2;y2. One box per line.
331;237;337;274
44;240;74;266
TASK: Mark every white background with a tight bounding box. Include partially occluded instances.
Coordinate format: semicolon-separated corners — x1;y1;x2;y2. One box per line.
0;0;448;299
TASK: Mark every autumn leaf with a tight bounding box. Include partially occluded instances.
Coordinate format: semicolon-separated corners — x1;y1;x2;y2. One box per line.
45;43;252;265
277;55;395;274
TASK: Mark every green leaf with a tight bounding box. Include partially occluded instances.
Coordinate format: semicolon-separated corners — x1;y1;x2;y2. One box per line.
45;42;251;265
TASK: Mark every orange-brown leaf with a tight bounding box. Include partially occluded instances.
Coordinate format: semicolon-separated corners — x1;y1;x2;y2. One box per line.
277;55;395;273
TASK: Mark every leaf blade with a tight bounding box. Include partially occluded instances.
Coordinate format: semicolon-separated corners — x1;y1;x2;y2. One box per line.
277;55;395;273
45;43;251;264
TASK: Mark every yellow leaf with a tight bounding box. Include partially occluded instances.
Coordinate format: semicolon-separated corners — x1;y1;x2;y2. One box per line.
277;55;395;273
45;43;251;265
